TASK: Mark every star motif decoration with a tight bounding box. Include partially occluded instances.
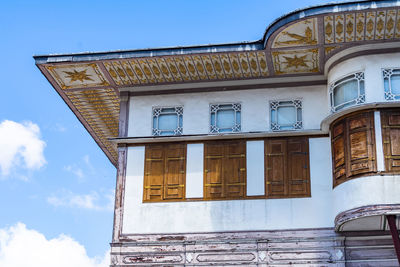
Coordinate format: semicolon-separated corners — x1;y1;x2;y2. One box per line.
283;55;308;68
63;69;94;83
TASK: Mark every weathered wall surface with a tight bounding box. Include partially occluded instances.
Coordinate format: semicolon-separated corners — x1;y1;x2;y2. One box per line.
110;229;398;266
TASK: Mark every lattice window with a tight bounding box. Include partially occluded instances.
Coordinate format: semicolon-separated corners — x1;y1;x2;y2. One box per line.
270;100;302;131
152;106;183;136
210;103;241;133
383;68;400;101
329;72;365;112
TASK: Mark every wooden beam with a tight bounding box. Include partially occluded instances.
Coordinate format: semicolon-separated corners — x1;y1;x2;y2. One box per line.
386;215;400;264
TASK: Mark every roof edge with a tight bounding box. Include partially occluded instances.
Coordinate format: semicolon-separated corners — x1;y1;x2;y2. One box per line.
33;41;263;64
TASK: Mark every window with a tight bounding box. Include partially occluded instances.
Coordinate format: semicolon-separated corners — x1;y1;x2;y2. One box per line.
329;72;365;112
152;106;183;136
204;140;246;199
381;109;400;172
383;68;400;100
210;103;241;133
270;100;302;131
265;137;310;198
143;143;186;202
330;111;376;187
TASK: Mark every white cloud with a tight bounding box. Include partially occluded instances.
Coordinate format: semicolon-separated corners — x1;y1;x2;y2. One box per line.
0;120;46;176
47;190;114;211
54;123;67;132
0;223;109;267
63;165;84;179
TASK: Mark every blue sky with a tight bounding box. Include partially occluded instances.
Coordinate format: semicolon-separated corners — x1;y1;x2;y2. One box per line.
0;0;336;265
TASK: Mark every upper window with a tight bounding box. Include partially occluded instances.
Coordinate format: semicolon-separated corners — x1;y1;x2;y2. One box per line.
383;68;400;100
329;72;365;112
270;100;302;131
210;103;241;133
152;106;183;136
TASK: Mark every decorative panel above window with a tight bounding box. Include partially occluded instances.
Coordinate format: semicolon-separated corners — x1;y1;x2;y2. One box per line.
329;72;365;112
152;106;183;136
270;100;302;131
383;68;400;101
330;110;376;187
210;103;241;133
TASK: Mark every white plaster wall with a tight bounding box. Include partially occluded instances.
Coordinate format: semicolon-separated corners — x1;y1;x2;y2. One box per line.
122;137;334;234
246;140;265;196
333;175;400;216
186;143;204;198
374;111;385;172
128;86;328;137
328;52;400;104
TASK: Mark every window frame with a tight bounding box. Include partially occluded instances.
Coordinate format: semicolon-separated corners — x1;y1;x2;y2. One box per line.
383;68;400;101
329;72;365;112
209;103;241;134
152;106;183;136
270;99;303;131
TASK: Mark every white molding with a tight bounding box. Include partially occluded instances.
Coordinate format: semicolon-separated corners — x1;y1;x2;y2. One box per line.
374;110;385;172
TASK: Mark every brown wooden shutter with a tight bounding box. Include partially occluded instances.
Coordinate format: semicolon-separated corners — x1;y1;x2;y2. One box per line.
346;111;376;177
164;144;186;200
287;137;310;197
381;109;400;172
331;121;346;186
143;143;186;202
143;145;164;201
265;139;287;198
204;142;224;199
331;111;376;187
224;141;246;198
204;141;246;199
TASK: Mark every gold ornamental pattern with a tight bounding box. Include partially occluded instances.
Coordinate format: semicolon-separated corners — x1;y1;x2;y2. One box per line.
324;9;400;43
64;88;119;163
103;52;269;86
46;63;109;90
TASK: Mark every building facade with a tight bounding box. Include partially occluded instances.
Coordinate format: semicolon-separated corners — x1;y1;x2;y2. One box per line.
36;1;400;266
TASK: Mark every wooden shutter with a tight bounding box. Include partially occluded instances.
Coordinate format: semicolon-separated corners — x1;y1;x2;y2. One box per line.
346;111;375;177
204;142;225;199
331;121;346;186
143;143;186;202
330;111;376;187
204;141;246;199
164;144;186;200
265;139;287;198
143;145;164;201
287;137;310;197
224;141;246;198
381;109;400;172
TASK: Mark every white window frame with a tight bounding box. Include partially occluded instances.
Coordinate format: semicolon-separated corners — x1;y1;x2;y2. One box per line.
383;68;400;101
270;99;302;131
152;106;183;136
329;72;365;112
210;103;241;133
